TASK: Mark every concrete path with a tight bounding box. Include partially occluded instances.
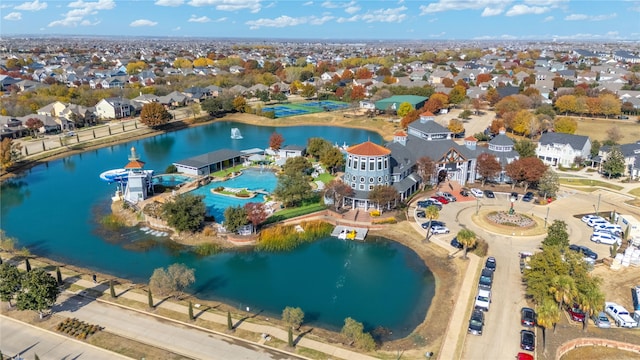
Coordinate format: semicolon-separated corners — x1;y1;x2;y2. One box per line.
0;314;131;360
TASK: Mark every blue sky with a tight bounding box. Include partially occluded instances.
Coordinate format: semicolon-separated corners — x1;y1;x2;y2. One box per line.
1;0;639;40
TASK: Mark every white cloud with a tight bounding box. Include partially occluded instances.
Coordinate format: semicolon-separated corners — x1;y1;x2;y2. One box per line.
481;7;504;16
246;14;333;29
565;13;616;21
506;4;549;16
337;6;407;23
345;5;360;14
420;0;511;15
15;0;47;11
188;15;211;22
543;15;553;22
4;12;22;20
523;0;568;6
173;26;181;31
48;0;115;27
187;0;262;13
130;19;158;27
155;0;184;6
303;1;312;5
321;1;340;8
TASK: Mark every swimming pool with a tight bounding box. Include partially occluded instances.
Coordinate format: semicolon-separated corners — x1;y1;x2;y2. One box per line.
188;168;278;222
153;174;193;187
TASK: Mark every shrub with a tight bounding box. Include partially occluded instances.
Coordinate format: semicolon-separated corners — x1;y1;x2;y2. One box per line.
471;238;488;257
263;111;276;119
372;217;397;225
165;164;178;173
193;243;222;256
100;214;126;231
256;221;332;252
369;209;380;217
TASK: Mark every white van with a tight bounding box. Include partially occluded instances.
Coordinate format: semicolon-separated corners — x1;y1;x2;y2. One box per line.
593;223;623;235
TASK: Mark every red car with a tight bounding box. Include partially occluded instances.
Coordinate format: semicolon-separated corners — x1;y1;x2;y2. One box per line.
517;353;534;360
567;303;586;322
431;196;449;204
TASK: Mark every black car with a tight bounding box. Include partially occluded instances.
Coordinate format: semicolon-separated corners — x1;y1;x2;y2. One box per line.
451;237;463;249
478;268;494;290
416;210;426;218
510;192;519;200
484;190;495;198
522;192;535;202
569;244;598;260
485;256;496;271
520;330;535;351
521;307;536;327
421;220;445;229
468;310;485;336
460;188;470;197
417;199;443;210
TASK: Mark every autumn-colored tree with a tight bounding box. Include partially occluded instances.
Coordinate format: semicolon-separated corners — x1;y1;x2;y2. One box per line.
574;96;588;116
244;202;267;233
354;67;372;79
335;87;345;99
489;119;505;134
232;96;247;113
511;109;534;135
25;117;44;137
324;179;354;210
368;185;399;213
476;73;492;84
599;93;621;118
140;102;171;128
397;102;413;118
495;95;529;117
422;97;444;113
173;57;193;69
472;98;484;115
606;126;623;144
586;97;601;116
505;157;547;191
553;117;578;134
442;78;454;88
476;153;502;186
416;156;436;187
340;69;354;80
400;109;420;129
350;85;366;101
382;75;397;84
269;132;284;151
485;87;501;106
448;85;467;104
126;60;148;75
0;138;22;170
448;118;465;135
554;95;577;115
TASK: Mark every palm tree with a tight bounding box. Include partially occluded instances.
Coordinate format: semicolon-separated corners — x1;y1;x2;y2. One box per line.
577;279;605;332
424;205;440;242
456;229;477;259
549;274;577;311
537;297;560;353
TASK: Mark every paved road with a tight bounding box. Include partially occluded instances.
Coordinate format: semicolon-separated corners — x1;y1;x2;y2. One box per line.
51;292;302;360
0;314;131;360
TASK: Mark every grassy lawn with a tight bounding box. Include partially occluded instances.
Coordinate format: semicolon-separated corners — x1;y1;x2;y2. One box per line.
574;117;640;142
212;164;244;177
263;202;327;224
628;187;640;197
315;172;335;184
559;178;623;191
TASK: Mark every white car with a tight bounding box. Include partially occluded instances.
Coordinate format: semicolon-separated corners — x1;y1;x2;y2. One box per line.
587;217;608;228
470;188;484;198
430;225;450;235
581;214;600;223
427;197;443;206
605;302;638;328
591;231;621;245
593;223;622;235
475;289;491;311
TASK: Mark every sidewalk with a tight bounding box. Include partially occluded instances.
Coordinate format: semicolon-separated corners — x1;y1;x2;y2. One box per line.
65;277;378;360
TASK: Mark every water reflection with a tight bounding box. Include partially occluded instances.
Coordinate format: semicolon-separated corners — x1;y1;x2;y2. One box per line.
142;134;176;163
0;178;31;216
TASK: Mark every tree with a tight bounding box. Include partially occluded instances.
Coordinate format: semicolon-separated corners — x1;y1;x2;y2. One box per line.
269;132;284;151
542;220;570;248
0;138;23;170
341;317;376;351
424;205;440;242
485;87;500;106
16;268;60;319
189;102;201;120
244;202;266;233
288;326;294;347
602;146;625;179
140;102;171;128
306;138;331;160
537;297;560;352
0;263;22;308
224;205;249;234
538;169;560;198
505;157;547;191
273;173;313;207
25;117;44;138
396;102;413;118
550;275;577;311
448;85;467;104
599;93;621;118
162;193;206;232
282;306;305;330
511;109;534;135
606;126;623;144
590;139;601;158
555;95;577;115
513;139;537;158
476;153;501;186
553;117;578;134
149;263;195;299
282;156;312;177
368;185;399;213
232;96;247;113
416;156;436;188
324;179;354;211
447;118;465;135
576;278;604;332
456;229;477;259
320;147;345;174
25;258;31;272
55;266;62;285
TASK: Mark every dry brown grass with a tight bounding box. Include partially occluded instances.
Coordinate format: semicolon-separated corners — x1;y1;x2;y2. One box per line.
560;345;640;360
574;117;640;143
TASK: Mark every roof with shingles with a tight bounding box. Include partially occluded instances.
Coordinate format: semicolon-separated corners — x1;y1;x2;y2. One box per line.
346;141;391;156
174;149;245;169
538;132;590;150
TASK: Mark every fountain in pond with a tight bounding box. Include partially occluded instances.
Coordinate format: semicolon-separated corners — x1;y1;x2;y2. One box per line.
230;128;243;139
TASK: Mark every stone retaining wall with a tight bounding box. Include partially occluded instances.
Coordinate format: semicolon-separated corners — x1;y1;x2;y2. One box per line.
555;337;640;360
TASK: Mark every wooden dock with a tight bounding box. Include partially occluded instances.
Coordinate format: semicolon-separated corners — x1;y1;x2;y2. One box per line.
331;226;368;241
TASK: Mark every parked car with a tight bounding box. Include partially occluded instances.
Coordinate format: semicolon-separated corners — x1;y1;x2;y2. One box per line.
568;244;598;260
65;131;76;137
427;197;444;206
485;256;496;271
450;237;463;249
517;353;534;360
593;223;623;235
484;190;495;198
519;252;533;273
468;310;485;336
475;289;491;311
605;302;638;328
470;188;484;197
522;192;534;202
592;311;611;329
586;216;608;227
431;196;449;205
431;225;450;235
581;214;600;223
520;330;535;351
421;221;445;229
417;199;443;210
416;210;426;218
436;191;457;202
510;192;519;200
478;268;494;290
521;307;536;327
460;188;470;197
619;115;630;119
567;303;586;322
591;231;622;246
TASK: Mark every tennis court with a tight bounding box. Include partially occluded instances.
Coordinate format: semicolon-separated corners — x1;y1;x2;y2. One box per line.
262;100;349;118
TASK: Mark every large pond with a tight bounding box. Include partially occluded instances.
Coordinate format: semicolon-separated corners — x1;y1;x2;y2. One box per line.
0;120;435;337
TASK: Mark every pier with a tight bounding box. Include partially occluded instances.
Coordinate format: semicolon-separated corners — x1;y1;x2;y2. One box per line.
331;226;368;241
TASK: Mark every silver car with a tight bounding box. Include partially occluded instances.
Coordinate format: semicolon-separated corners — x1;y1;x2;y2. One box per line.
593;312;611;328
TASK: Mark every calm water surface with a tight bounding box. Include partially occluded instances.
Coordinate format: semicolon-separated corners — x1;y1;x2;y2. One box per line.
0;121;434;336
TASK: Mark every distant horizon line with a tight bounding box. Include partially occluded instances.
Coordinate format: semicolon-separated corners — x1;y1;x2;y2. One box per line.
1;34;639;44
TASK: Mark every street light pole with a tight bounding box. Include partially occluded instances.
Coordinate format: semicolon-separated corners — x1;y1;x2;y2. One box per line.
545;207;550;228
596;193;601;216
476;197;479;215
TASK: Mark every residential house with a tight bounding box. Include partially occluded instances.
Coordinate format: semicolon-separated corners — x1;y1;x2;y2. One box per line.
598;142;640;178
95;97;132;119
536;133;591;167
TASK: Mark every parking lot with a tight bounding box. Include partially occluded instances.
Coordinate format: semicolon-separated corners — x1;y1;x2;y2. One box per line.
412;188;640;359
